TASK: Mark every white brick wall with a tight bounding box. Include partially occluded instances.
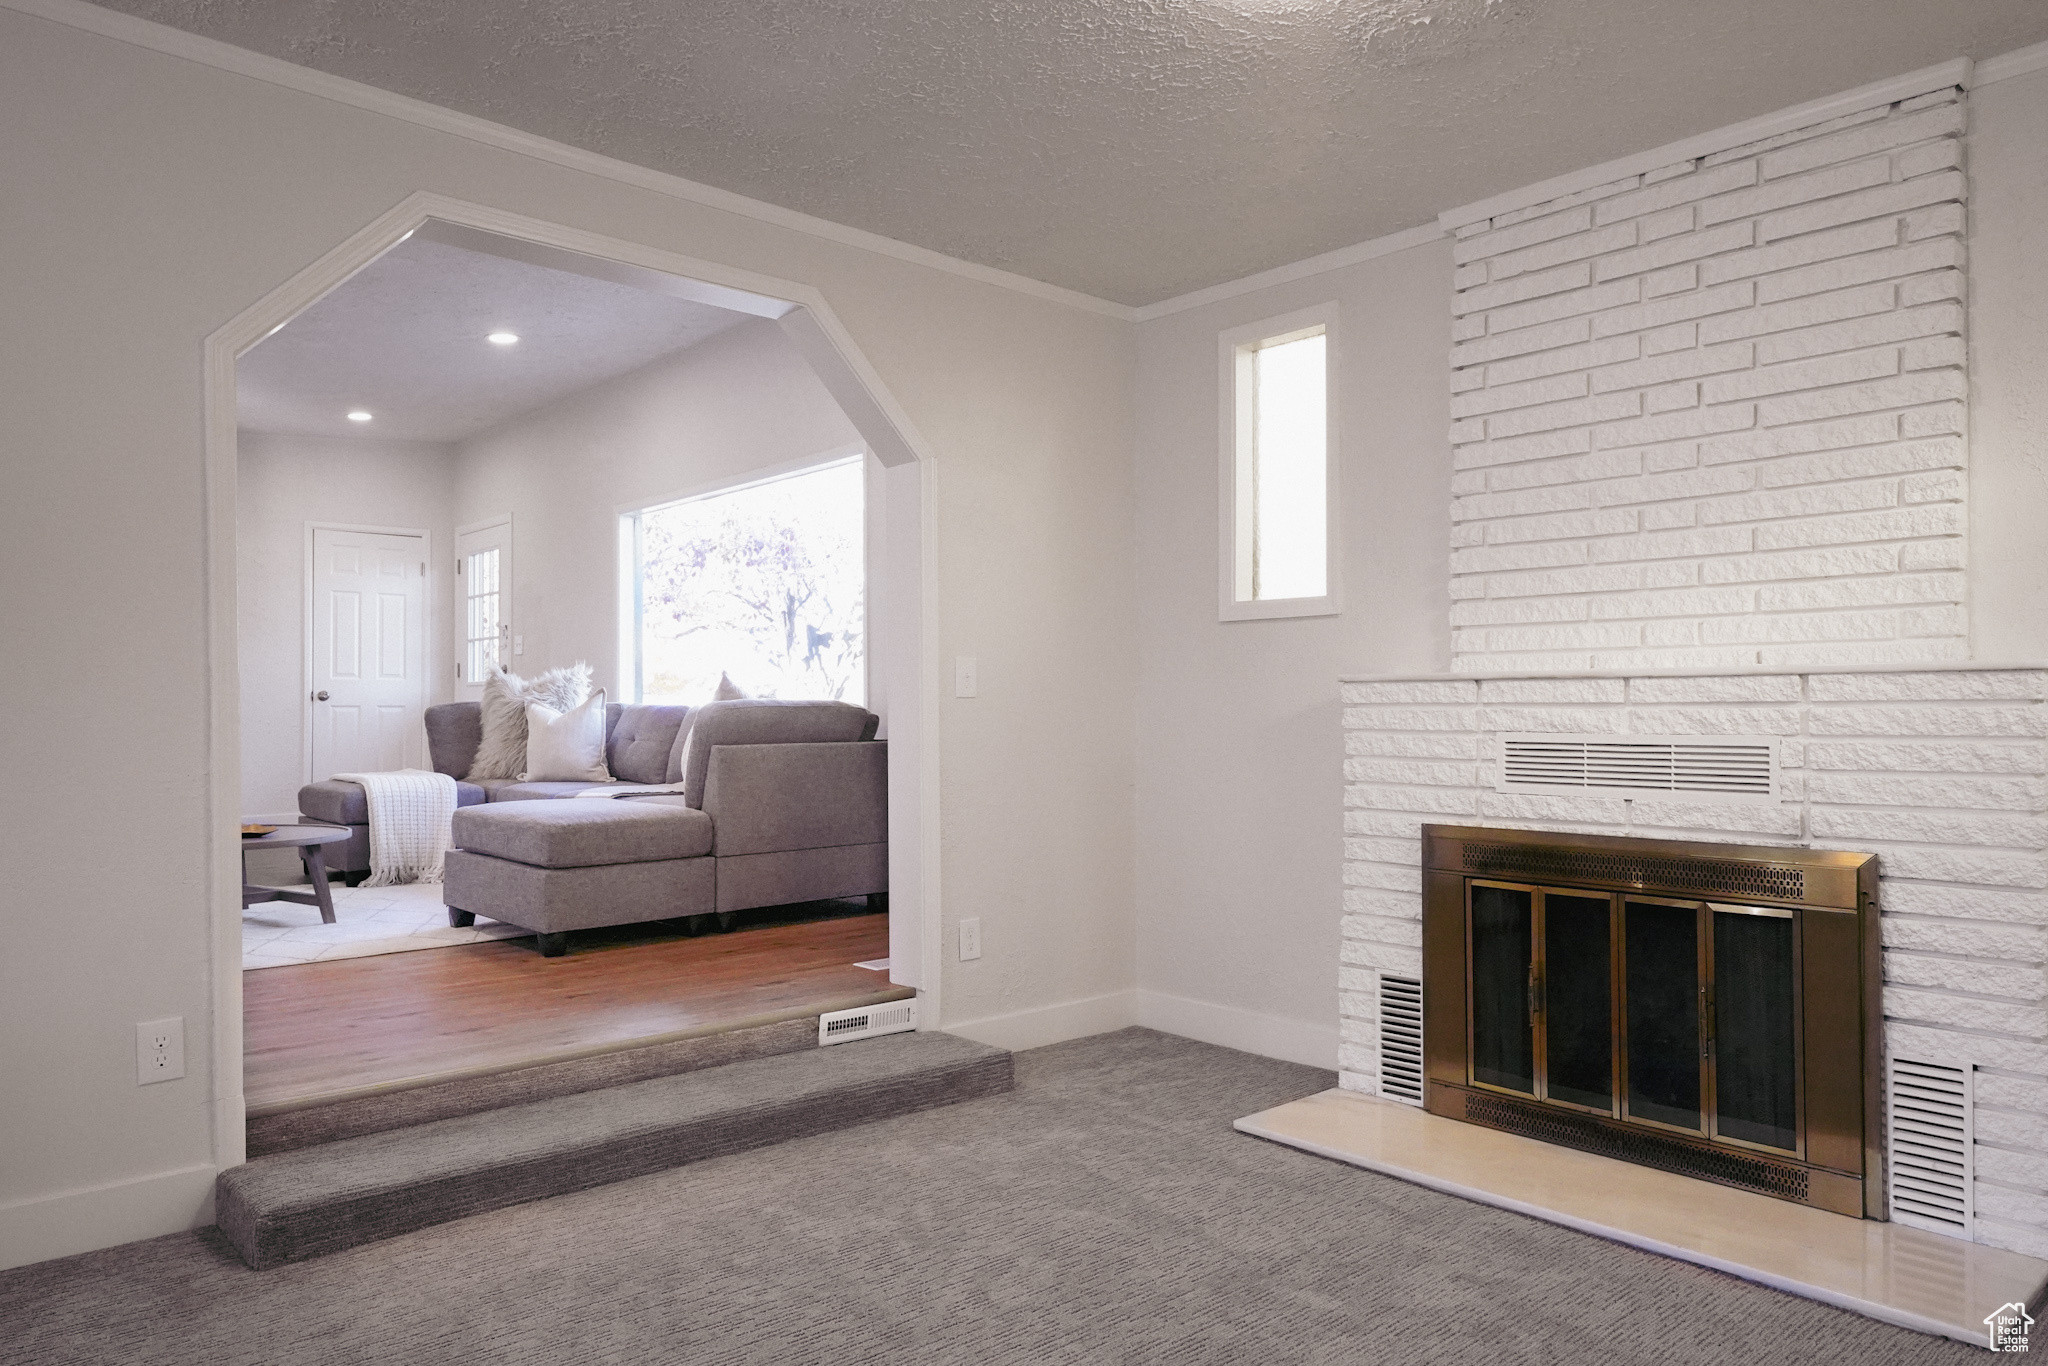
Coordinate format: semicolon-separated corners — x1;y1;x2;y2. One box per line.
1339;668;2048;1258
1448;91;1970;672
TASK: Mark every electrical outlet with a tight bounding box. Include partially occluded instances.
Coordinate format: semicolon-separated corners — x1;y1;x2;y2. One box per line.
958;917;982;961
954;655;978;698
136;1017;185;1085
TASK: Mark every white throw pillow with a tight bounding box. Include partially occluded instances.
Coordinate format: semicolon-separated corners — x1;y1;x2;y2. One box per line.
520;689;612;783
468;662;593;779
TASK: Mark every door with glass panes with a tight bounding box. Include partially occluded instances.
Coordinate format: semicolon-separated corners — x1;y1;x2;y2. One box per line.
1467;882;1801;1156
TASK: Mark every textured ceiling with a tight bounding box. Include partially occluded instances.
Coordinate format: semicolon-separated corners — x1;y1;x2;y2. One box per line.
238;234;748;441
103;0;2048;306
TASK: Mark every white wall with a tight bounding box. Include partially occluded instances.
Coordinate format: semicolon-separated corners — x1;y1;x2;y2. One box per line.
453;318;865;702
236;431;456;817
1131;244;1454;1066
0;7;1133;1268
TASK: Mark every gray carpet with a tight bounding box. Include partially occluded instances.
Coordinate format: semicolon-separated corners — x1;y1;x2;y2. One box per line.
221;1031;1012;1267
0;1028;1994;1364
248;1015;828;1156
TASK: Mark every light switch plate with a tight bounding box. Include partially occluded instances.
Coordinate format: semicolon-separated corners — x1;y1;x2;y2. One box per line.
955;656;978;698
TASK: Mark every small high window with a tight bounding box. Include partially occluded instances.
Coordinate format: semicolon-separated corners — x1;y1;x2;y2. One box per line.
1220;305;1338;621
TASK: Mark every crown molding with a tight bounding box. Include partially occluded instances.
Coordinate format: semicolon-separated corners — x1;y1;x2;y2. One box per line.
1130;221;1447;323
1438;57;1974;231
1976;36;2048;87
0;0;1139;322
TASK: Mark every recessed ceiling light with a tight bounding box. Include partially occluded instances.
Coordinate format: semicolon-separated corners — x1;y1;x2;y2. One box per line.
347;410;373;422
487;331;520;346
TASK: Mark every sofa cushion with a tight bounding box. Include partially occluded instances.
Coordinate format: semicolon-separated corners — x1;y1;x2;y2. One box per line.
609;704;691;785
300;778;485;826
678;699;880;808
452;799;713;867
425;704;485;779
487;781;623;801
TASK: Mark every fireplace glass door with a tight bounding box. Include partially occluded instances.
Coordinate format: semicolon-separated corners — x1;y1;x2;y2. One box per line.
1542;892;1615;1112
1468;882;1535;1095
1623;898;1702;1132
1468;883;1617;1111
1709;905;1800;1152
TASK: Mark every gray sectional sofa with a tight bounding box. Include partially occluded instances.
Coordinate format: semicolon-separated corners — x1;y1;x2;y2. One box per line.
297;698;886;955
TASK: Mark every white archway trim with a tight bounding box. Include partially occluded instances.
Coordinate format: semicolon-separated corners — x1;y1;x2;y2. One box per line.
202;191;944;1170
1;0;1130;322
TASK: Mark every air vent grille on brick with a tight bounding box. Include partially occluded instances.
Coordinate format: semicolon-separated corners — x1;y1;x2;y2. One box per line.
1497;733;1776;802
1378;975;1424;1106
1887;1058;1974;1235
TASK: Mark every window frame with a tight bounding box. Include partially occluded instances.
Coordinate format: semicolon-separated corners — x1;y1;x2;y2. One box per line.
1217;302;1341;623
615;445;869;705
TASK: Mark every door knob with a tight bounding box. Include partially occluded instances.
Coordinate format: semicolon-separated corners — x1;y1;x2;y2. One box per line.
313;690;330;701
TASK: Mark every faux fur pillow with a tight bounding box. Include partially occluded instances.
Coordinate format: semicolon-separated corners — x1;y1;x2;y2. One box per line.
467;663;593;779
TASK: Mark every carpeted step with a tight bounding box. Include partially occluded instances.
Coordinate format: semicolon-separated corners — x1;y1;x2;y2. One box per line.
217;1030;1012;1269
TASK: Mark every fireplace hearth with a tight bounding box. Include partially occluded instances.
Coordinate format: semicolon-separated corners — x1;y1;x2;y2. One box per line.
1421;825;1883;1219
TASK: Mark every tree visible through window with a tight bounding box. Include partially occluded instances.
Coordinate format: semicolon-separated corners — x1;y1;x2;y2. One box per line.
630;459;864;704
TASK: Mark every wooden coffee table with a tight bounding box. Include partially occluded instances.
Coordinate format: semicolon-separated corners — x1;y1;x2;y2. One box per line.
241;824;353;924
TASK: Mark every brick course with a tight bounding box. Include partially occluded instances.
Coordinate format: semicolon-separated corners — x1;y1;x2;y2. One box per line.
1339;668;2048;1258
1448;93;1969;672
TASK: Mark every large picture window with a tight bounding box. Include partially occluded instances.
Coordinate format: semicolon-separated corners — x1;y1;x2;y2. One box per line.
1219;303;1338;621
623;457;864;704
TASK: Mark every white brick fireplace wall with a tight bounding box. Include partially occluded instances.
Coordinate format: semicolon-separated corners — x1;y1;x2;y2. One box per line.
1338;667;2048;1258
1448;87;1969;673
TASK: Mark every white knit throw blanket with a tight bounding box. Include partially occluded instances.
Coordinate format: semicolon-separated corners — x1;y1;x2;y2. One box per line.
331;769;458;886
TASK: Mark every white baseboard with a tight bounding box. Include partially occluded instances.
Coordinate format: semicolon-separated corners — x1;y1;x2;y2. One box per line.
942;986;1340;1072
943;989;1137;1053
1134;990;1339;1071
0;1163;217;1271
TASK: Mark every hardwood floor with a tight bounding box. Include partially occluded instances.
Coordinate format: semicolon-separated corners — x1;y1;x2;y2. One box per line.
244;905;900;1111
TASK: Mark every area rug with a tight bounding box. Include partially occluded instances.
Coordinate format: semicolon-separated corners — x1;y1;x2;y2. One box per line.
241;883;524;970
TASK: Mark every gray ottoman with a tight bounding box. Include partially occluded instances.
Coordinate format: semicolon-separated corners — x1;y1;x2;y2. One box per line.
444;800;715;956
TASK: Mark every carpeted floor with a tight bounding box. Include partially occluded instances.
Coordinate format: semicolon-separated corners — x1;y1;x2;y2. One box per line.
0;1028;1998;1365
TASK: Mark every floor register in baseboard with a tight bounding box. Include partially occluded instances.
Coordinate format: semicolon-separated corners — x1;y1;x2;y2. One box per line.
820;998;918;1045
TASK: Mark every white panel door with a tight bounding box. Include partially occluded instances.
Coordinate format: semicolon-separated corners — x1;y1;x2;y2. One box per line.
311;527;426;780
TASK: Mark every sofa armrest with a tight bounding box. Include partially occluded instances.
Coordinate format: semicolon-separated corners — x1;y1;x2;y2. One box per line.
702;741;886;857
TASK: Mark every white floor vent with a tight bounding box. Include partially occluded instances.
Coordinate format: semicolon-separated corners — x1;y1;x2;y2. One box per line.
1887;1057;1974;1236
1379;975;1425;1107
819;998;918;1046
1496;734;1777;803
